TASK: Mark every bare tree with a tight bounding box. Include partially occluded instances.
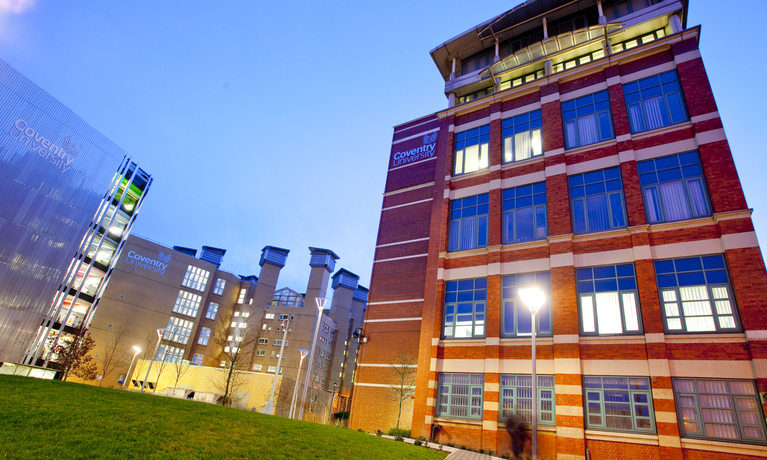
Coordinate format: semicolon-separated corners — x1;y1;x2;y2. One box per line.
388;348;417;429
98;321;132;386
151;344;173;393
169;344;192;389
129;332;159;389
208;313;261;406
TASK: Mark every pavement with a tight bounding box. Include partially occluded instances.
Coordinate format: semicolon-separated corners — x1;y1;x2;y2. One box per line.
377;435;504;460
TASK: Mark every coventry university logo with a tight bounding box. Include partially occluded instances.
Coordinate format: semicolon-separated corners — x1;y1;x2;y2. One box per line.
62;136;83;158
126;250;172;275
391;130;439;168
8;119;82;173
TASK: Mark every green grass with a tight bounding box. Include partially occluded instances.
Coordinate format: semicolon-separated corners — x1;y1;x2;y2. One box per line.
0;375;447;460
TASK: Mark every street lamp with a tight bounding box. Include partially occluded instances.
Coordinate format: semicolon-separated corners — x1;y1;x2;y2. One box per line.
265;317;290;415
140;328;166;393
519;287;545;460
122;346;141;389
298;297;328;420
289;348;309;419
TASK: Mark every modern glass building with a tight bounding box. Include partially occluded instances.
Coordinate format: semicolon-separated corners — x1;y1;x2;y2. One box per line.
0;58;152;365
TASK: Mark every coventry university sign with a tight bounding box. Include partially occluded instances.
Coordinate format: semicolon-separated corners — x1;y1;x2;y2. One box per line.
9;118;82;173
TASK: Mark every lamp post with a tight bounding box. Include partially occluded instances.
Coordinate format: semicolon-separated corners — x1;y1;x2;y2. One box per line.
140;328;165;393
264;317;290;415
122;346;141;389
298;297;328;420
289;348;309;419
519;287;545;460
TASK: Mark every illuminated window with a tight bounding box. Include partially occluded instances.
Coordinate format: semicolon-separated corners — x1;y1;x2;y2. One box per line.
237;288;247;303
502;110;542;163
172;290;202;318
578;264;642;335
562;90;614;149
213;278;226;295
191;354;203;365
198;327;211;346
164;317;193;344
157;344;184;364
502;272;552;337
454;125;490;175
443;278;486;339
181;265;210;292
265;313;274;320
252;364;262;371
205;302;218;320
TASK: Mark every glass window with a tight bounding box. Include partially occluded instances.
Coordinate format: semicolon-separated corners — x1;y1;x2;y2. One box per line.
448;194;489;251
252;364;262;371
172;290;202;318
577;264;642;335
562;90;614;149
205;302;219;320
674;378;767;443
502;272;552;337
624;70;687;133
443;279;487;339
198;327;211;346
503;183;547;244
258;338;268;344
569;167;627;234
454;125;490;175
255;349;265;356
182;265;210;292
237;288;247;304
638;152;711;224
437;373;484;419
265;313;275;320
157;345;184;364
654;255;740;333
164;317;194;344
191;354;203;365
213;278;226;295
583;376;655;433
500;375;555;424
503;110;543;163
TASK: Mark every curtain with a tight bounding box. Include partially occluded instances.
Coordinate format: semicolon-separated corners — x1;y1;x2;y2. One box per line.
565;121;578;149
581;295;596;332
659;180;691;221
464;144;480;173
515;131;531;161
587;195;610;231
578;114;598;146
643;96;666;130
628;103;644;132
622;293;639;331
643;187;662;222
687;178;709;216
460;218;477;250
595;292;623;334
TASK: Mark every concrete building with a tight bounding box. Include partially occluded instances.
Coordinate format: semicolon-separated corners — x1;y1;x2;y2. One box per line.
82;234;366;413
351;1;767;459
0;57;151;365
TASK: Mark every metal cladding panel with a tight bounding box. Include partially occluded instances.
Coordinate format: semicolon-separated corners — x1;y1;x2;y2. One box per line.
0;59;126;362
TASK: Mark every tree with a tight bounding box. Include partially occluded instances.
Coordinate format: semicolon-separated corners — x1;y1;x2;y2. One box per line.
208;312;262;406
169;344;192;389
98;321;132;386
388;348;417;429
130;332;160;389
55;333;97;382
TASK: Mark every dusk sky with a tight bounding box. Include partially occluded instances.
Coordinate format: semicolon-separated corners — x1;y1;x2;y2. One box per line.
0;0;764;292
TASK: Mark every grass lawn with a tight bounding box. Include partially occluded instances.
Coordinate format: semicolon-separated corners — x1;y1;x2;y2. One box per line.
0;375;447;460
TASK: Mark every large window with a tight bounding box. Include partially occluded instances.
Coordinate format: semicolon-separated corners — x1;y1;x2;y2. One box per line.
500;375;555;424
577;264;642;335
237;288;247;304
673;378;767;443
563;90;614;149
191;354;203;365
213;278;226;295
584;376;655;433
198;327;211;346
569;167;627;234
654;255;740;333
172;290;202;318
454;125;490;175
164;317;194;344
157;345;184;364
182;265;210;292
624;70;687;133
503;183;547;244
443;278;487;339
638;152;711;224
205;302;219;320
448;194;489;251
503;110;542;163
437;373;484;419
502;272;552;337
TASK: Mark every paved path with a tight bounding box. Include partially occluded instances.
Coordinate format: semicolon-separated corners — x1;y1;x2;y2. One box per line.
444;448;503;460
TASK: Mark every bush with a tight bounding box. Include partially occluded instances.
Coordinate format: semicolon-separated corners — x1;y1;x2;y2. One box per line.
386;428;411;438
376;430;383;437
414;436;427;447
332;411;350;421
394;435;404;442
357;428;364;433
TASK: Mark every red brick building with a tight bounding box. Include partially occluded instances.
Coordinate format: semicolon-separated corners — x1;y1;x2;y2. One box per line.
349;1;767;458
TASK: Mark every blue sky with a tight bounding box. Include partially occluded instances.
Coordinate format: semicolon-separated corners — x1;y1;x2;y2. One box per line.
0;0;764;291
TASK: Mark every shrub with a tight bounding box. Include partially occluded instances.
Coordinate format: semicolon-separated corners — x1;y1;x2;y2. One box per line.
386;428;411;438
357;428;364;433
414;436;427;447
332;411;350;421
394;435;404;442
376;430;383;437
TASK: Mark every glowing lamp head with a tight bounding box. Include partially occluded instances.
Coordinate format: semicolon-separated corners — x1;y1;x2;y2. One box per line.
132;346;141;354
519;287;546;315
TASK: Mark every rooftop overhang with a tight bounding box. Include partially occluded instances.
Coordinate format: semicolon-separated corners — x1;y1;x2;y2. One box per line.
429;0;688;82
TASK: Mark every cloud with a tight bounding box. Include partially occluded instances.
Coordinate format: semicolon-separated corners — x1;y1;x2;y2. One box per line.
0;0;34;15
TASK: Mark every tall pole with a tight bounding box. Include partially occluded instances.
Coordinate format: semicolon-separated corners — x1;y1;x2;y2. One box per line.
299;298;327;420
264;318;290;415
290;349;308;419
140;328;165;393
122;346;141;389
531;310;537;460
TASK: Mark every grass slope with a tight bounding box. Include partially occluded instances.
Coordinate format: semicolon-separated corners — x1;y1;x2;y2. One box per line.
0;375;446;460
